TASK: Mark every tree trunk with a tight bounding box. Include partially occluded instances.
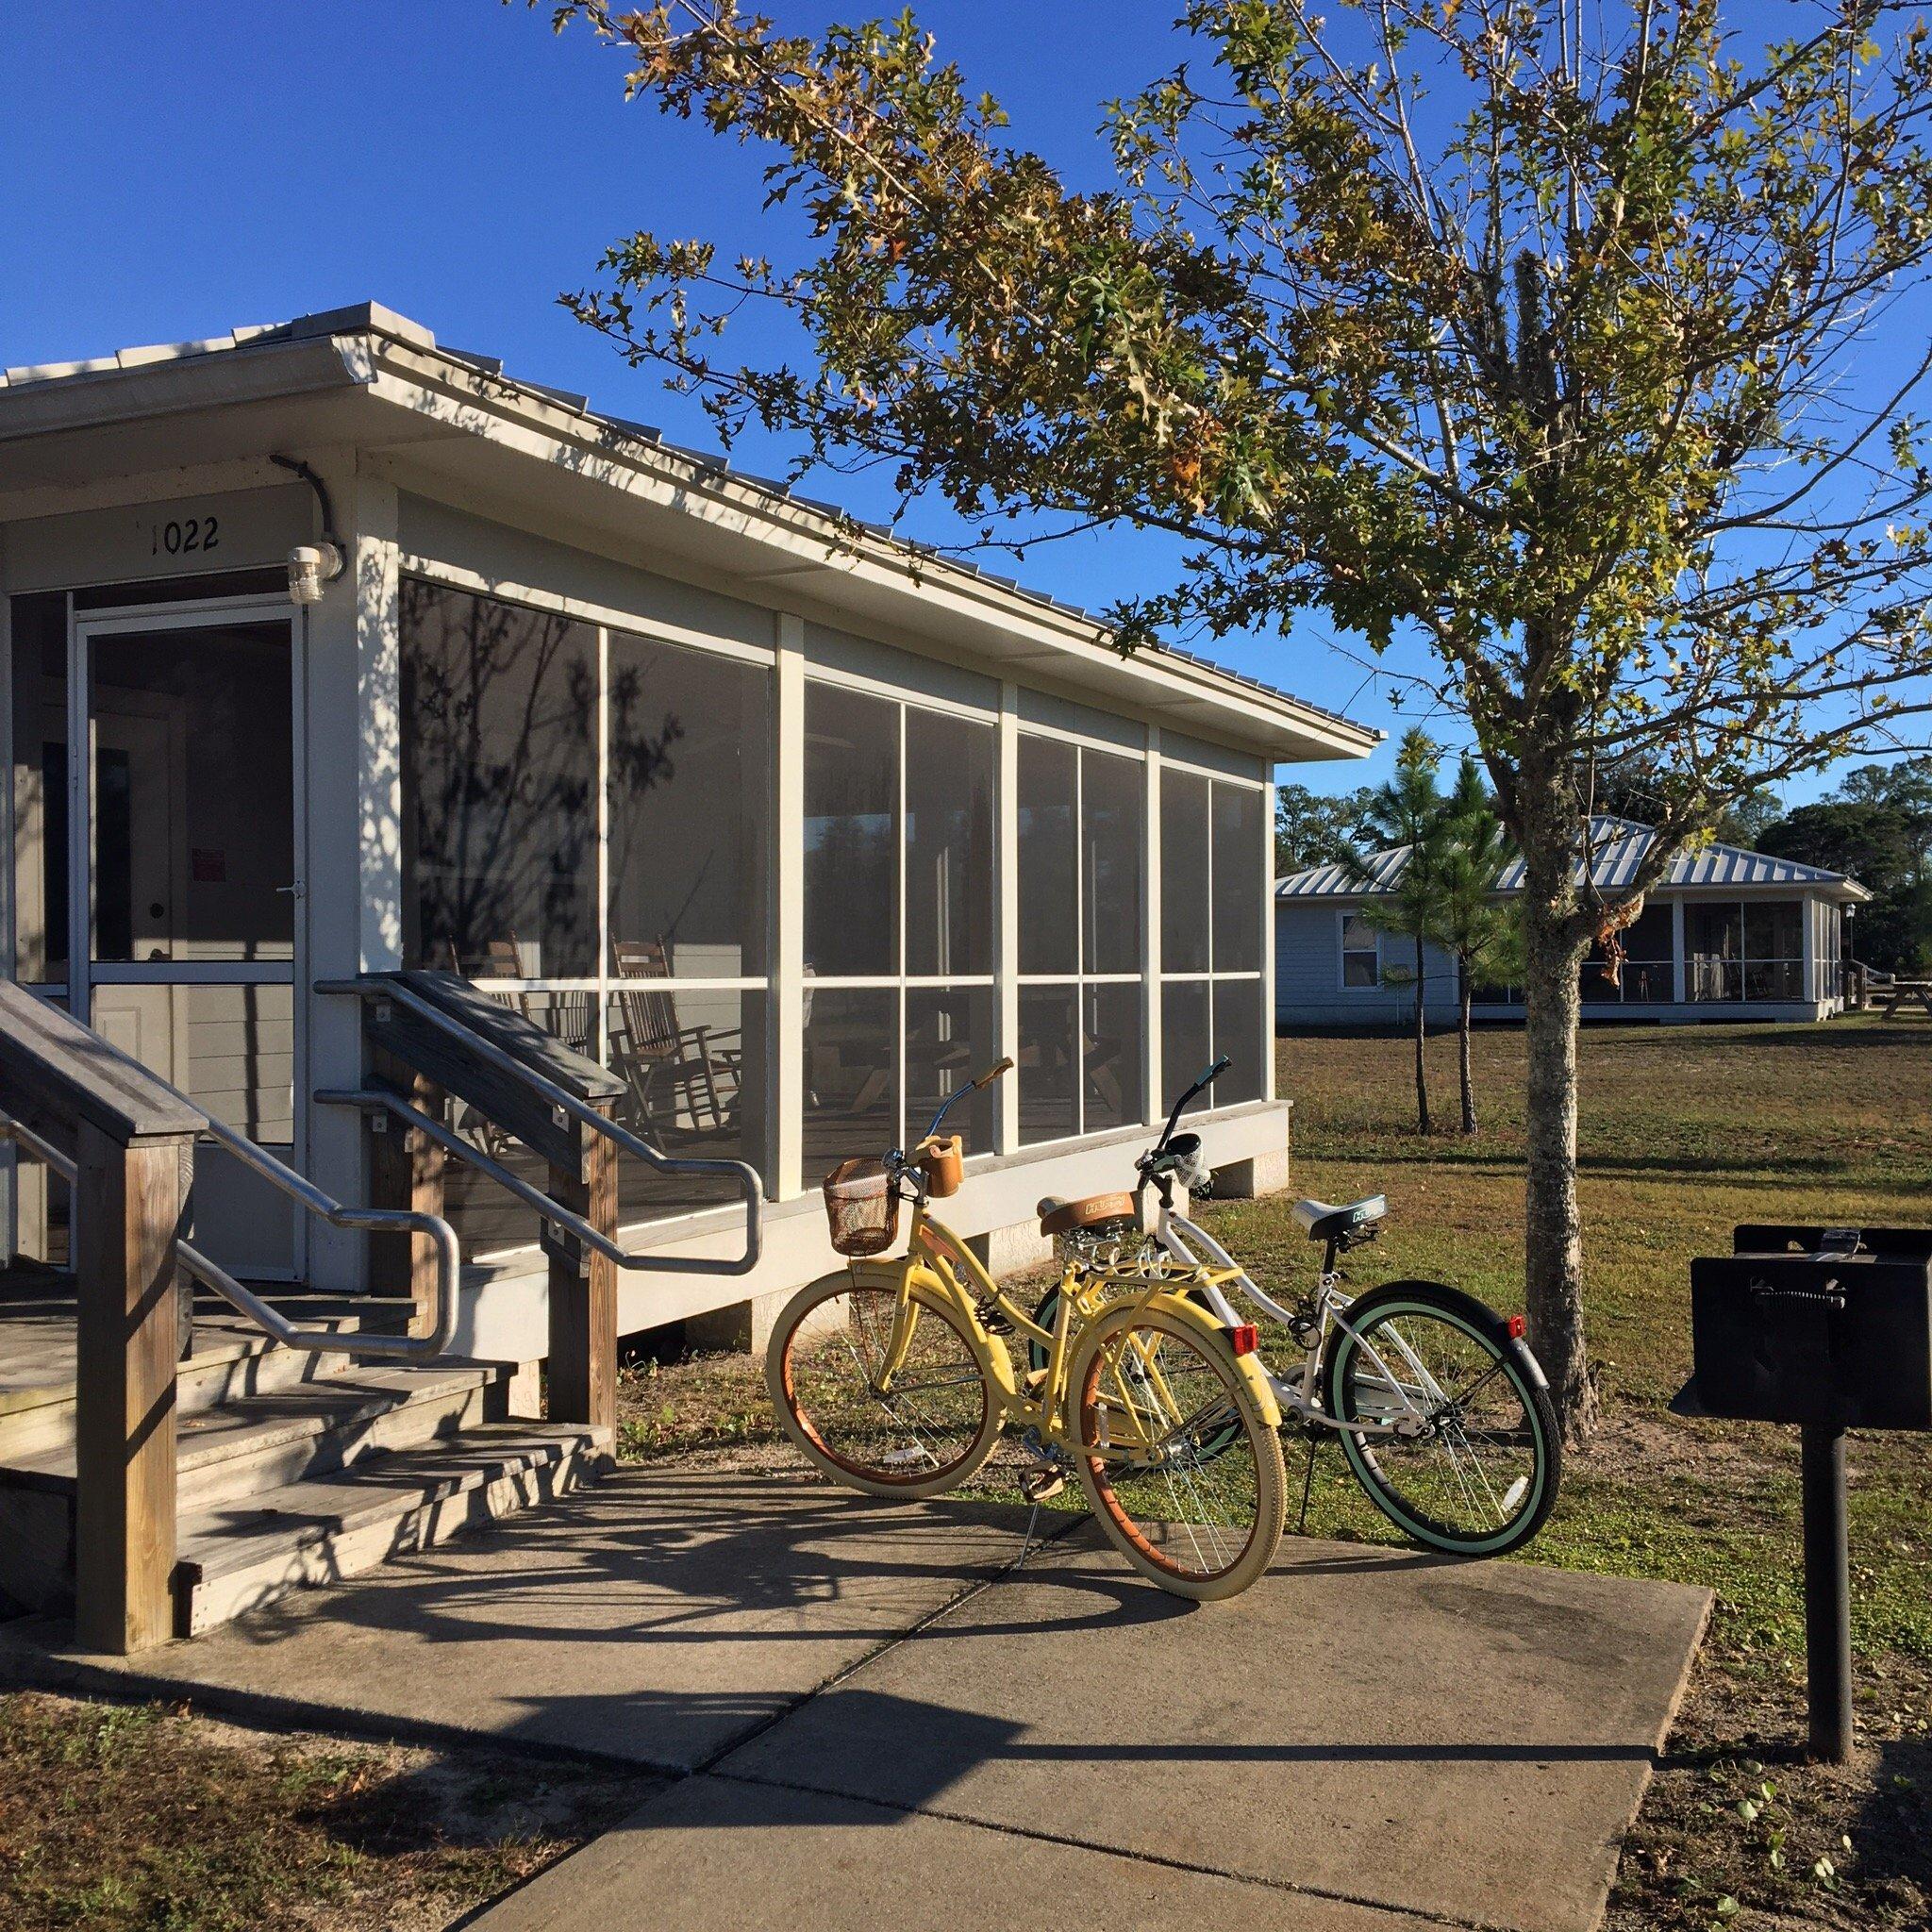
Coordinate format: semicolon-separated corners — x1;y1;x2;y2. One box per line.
1457;959;1476;1135
1412;930;1431;1135
1518;783;1599;1443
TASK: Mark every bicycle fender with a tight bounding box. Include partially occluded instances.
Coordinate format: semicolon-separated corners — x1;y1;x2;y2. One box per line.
1140;1290;1283;1428
1337;1277;1550;1392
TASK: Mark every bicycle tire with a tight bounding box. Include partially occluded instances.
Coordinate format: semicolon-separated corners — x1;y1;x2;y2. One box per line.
766;1272;1004;1498
1321;1279;1561;1557
1069;1297;1287;1600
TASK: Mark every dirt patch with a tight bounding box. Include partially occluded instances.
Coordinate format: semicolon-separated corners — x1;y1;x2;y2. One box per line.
1610;1650;1932;1930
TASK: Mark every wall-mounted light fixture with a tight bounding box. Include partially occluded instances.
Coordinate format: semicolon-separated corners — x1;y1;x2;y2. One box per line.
270;454;346;606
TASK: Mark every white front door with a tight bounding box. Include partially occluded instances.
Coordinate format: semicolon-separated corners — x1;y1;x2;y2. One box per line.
74;605;305;1280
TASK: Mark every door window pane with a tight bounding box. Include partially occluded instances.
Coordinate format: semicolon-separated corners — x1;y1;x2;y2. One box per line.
803;987;896;1175
1161;980;1212;1118
905;709;995;977
89;624;293;964
1018;985;1078;1144
1213;981;1264;1103
1211;783;1264;972
1018;737;1077;974
1160;768;1210;974
400;582;597;976
90;982;293;1141
608;633;771;978
1084;983;1143;1133
804;685;898;977
1082;749;1143;974
9;593;67;982
907;987;996;1157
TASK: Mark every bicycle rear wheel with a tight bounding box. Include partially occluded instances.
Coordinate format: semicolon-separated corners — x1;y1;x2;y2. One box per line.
1071;1300;1286;1600
766;1274;1003;1498
1322;1280;1560;1557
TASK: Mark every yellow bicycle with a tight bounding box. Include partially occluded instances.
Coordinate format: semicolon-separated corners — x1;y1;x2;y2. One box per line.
764;1059;1287;1599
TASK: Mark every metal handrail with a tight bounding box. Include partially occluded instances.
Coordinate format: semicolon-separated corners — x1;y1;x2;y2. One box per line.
319;974;764;1277
0;1108;459;1364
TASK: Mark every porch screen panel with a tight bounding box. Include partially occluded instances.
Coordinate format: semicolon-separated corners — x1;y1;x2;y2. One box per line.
608;631;771;979
1020;735;1146;1144
1160;769;1269;1110
8;592;67;985
399;581;597;977
804;685;898;977
1082;750;1143;975
905;709;994;977
1159;768;1211;974
1017;736;1077;975
1583;903;1672;1004
803;683;997;1169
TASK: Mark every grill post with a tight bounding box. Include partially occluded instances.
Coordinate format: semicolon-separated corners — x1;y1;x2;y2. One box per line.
1800;1424;1853;1763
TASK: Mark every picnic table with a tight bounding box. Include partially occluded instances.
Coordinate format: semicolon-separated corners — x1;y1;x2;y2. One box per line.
1871;977;1932;1018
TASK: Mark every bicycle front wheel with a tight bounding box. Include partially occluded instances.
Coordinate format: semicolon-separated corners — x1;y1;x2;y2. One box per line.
1321;1280;1560;1557
1071;1300;1286;1600
766;1274;1003;1498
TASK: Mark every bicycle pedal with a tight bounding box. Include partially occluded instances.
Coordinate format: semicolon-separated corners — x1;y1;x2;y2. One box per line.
1020;1469;1065;1503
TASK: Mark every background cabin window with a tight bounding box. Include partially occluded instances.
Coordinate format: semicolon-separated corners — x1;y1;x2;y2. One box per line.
803;680;996;1169
1157;767;1268;1112
1018;737;1146;1144
1341;913;1381;989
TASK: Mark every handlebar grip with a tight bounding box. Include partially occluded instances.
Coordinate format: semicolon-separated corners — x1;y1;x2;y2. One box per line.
973;1057;1016;1090
1198;1055;1231;1085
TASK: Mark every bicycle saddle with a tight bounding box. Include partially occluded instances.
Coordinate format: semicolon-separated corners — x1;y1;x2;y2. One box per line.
1037;1192;1139;1239
1291;1194;1387;1242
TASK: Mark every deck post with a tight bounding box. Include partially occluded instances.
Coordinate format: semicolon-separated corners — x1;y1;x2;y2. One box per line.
546;1103;618;1444
367;1045;448;1338
73;1118;194;1654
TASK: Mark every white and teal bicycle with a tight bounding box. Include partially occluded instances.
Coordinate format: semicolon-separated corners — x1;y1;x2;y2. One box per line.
1035;1058;1561;1557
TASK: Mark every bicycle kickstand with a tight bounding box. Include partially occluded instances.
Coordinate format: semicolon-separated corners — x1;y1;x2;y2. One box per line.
1296;1429;1324;1537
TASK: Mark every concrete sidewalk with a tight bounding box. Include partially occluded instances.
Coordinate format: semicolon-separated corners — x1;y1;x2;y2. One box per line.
0;1467;1709;1932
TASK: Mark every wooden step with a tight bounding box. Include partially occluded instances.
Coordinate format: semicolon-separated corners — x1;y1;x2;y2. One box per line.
175;1424;608;1637
0;1363;504;1514
0;1295;419;1460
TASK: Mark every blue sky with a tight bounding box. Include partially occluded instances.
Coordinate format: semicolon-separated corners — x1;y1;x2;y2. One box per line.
2;1;1921;804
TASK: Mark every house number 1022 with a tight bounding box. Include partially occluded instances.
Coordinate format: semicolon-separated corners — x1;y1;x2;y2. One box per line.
151;514;220;557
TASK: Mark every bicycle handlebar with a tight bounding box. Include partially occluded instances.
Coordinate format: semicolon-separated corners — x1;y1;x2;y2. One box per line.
903;1057;1014;1161
1150;1055;1230;1158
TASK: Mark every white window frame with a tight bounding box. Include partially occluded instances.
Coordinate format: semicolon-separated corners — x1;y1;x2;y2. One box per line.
1338;907;1384;993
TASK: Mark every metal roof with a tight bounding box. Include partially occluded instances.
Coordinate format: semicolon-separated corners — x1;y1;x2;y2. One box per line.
1276;815;1870;901
0;302;1375;744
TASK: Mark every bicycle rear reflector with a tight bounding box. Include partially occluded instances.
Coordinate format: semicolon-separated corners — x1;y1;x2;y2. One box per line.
1229;1324;1258;1356
1507;1314;1526;1341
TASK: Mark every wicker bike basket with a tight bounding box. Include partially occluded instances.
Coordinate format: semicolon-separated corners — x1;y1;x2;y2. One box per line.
823;1158;901;1257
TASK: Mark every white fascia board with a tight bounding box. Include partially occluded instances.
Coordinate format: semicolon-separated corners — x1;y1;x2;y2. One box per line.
363;340;1376;765
0;333;367;446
